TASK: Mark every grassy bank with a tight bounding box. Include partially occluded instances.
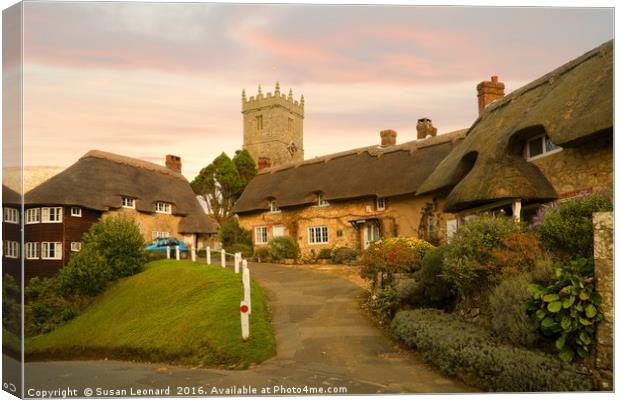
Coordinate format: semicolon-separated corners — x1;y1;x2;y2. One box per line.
26;260;275;369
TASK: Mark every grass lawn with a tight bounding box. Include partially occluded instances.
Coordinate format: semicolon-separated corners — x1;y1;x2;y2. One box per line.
25;260;275;369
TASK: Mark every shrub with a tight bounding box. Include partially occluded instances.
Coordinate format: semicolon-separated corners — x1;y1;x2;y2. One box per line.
2;274;20;335
253;247;271;263
59;246;111;296
360;237;434;283
536;191;612;259
489;273;542;348
527;258;603;363
331;247;359;264
227;243;253;258
317;248;332;260
410;247;456;310
268;236;299;260
145;250;168;262
219;218;253;248
391;309;592;391
368;286;400;321
442;216;525;297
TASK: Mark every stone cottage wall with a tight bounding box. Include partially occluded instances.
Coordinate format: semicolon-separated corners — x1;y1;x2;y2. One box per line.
593;211;613;390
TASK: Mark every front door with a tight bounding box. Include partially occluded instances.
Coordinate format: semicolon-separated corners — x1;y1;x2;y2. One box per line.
363;222;380;249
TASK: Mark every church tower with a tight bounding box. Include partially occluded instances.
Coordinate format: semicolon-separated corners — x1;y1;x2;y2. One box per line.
242;83;304;170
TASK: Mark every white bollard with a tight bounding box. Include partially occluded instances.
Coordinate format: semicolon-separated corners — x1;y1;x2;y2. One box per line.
206;246;211;265
240;301;250;340
166;246;171;259
191;247;196;262
221;249;226;268
176;245;180;261
234;252;241;274
242;260;251;314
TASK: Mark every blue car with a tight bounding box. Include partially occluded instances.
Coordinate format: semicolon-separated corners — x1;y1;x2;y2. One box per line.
145;237;188;252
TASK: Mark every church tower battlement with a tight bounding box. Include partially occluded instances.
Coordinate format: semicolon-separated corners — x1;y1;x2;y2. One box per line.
242;83;304;170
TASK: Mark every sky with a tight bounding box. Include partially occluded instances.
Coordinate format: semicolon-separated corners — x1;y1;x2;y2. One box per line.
15;2;614;180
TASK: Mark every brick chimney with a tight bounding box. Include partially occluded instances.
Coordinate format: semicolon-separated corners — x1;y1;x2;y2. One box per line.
380;129;397;146
165;155;182;173
257;156;272;170
416;118;437;140
476;75;505;115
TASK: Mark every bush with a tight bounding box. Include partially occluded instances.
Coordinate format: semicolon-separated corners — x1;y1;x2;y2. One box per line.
360;237;434;283
368;286;400;321
410;247;456;310
317;248;332;260
331;247;359;264
227;243;253;258
145;250;168;262
219;218;253;248
253;247;271;263
391;309;592;391
536;191;612;259
527;258;603;363
2;274;20;335
268;236;299;260
59;246;111;296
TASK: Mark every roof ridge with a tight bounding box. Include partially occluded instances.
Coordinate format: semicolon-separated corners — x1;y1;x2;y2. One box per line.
80;150;185;180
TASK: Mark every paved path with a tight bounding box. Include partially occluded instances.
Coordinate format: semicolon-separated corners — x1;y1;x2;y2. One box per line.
24;262;473;395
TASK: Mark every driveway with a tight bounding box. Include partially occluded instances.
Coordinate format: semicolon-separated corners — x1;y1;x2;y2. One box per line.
24;262;473;395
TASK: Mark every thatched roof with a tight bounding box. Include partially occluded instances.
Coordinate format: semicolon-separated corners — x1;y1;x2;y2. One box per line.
233;130;466;213
2;185;21;206
417;40;613;212
25;150;216;234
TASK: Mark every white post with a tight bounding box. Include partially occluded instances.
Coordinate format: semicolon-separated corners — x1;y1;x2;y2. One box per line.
191;246;196;262
221;249;226;268
242;260;251;314
234;252;241;274
175;245;181;261
512;199;522;223
240;301;250;340
206;246;211;265
166;246;171;259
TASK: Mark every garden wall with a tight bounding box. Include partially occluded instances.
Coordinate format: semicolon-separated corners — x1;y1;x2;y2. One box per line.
593;211;613;390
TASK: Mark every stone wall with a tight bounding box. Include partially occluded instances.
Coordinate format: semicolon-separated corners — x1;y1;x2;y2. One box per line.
593;211;613;390
105;208;184;244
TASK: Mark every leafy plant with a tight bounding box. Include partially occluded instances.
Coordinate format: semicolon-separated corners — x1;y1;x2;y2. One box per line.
331;247;359;264
317;248;332;260
368;286;400;321
268;236;299;260
360;237;434;283
409;247;456;310
219;218;253;249
227;243;253;258
527;258;603;362
253;247;271;263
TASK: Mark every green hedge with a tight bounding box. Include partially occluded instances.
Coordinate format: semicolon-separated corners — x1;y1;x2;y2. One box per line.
391;309;592;392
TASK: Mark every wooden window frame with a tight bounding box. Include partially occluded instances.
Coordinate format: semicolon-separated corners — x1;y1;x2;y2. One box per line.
255;226;268;244
41;207;63;223
308;226;329;245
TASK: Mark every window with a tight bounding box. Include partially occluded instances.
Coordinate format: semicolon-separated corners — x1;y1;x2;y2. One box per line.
336;230;344;237
41;207;63;223
154;202;172;214
256;115;263;131
270;200;281;213
317;194;330;207
308;226;329;244
273;225;285;237
122;197;135;209
70;242;82;252
26;208;41;224
376;198;386;211
41;242;62;260
70;207;82;217
3;207;18;224
525;134;561;160
25;242;39;259
3;241;19;259
255;226;268;244
152;231;170;239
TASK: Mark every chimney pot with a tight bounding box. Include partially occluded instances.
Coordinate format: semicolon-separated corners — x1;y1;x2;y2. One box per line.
416;118;437;140
380;129;397;146
258;156;272;170
165;154;182;173
477;76;505;115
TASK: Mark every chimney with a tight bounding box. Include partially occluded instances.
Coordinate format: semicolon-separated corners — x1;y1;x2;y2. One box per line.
380;129;397;146
416;118;437;140
257;156;272;170
476;75;505;115
165;154;182;173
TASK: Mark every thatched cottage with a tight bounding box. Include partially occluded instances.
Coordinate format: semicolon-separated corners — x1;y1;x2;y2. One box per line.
2;184;21;280
24;150;217;278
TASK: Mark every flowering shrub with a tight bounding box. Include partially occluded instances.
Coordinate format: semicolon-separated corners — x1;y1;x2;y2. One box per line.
360;237;434;283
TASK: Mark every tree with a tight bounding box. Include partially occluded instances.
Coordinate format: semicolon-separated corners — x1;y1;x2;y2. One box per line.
191;150;257;226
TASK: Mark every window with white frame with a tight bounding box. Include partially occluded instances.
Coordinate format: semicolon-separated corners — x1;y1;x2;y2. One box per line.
25;242;40;259
308;226;329;244
122;197;135;209
152;231;170;239
26;208;41;224
70;242;82;252
154;202;172;214
3;207;19;224
270;200;281;213
376;197;386;211
525;134;561;160
3;241;19;259
41;242;62;260
41;207;63;223
255;226;268;244
70;207;82;217
317;194;329;207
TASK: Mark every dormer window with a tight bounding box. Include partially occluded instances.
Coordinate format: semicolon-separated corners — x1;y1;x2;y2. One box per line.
318;194;330;207
71;207;82;217
155;202;172;214
122;197;135;209
270;200;281;213
376;197;386;211
525;134;561;160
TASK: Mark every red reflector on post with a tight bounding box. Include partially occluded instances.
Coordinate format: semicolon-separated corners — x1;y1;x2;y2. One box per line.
240;304;249;313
